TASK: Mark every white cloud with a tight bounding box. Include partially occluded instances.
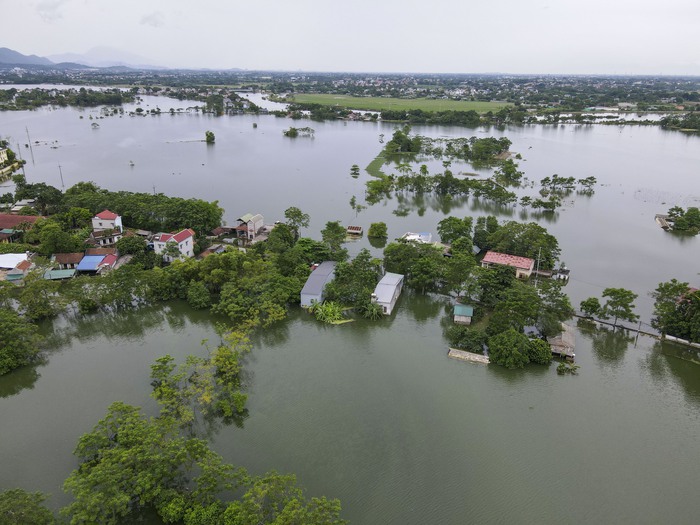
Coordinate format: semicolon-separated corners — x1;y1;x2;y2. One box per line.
140;11;165;28
35;0;69;22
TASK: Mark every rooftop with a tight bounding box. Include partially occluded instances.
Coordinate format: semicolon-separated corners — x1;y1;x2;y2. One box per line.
301;261;337;296
482;251;535;270
95;209;119;220
0;213;39;230
156;228;195;243
373;272;404;303
55;252;84;265
454;304;474;317
76;255;105;271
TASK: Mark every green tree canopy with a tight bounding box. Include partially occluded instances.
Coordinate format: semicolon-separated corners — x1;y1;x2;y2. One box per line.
0;488;55;525
601;287;639;327
0;309;43;376
437;216;473;245
488;329;530;369
284;207;310;239
320;221;348;261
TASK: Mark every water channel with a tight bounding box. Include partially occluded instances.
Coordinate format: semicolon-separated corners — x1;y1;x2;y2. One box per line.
1;95;699;523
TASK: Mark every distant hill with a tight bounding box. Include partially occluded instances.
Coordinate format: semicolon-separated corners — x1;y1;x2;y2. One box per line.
0;47;53;66
48;46;164;69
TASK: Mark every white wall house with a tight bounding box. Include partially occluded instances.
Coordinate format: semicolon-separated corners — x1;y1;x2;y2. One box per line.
153;228;196;262
92;209;123;232
300;261;337;307
372;272;404;315
236;213;264;241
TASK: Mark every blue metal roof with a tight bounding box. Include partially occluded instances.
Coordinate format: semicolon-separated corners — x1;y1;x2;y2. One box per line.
454;304;474;317
76;255;104;271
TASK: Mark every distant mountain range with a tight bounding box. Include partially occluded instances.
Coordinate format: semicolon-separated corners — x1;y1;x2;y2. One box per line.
0;46;163;70
0;47;54;66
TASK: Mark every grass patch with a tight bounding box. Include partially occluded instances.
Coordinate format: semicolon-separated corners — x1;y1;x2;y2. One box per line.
365;155;388;178
289;94;511;114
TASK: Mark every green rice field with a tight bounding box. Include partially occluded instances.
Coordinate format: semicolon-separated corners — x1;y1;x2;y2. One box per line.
288;93;511;113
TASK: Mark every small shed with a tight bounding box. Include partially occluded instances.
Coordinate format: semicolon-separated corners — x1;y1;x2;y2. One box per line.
372;272;404;315
548;323;576;361
300;261;337;307
453;304;474;325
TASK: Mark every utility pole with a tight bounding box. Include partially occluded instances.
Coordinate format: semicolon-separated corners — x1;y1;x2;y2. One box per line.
16;142;26;177
25;127;35;165
534;246;542;288
58;163;65;189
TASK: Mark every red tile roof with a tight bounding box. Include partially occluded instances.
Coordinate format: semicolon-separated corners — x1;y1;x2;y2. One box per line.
98;254;118;267
0;214;39;229
95;209;119;220
157;228;195;243
482;251;535;270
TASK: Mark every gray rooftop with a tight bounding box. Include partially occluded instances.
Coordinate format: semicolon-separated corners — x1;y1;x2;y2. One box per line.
373;272;404;303
301;261;337;296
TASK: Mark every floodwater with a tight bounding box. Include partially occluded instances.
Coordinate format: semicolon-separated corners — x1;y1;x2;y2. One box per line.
1;97;700;523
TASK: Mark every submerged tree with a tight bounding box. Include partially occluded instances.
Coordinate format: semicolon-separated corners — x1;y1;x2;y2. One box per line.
601;288;639;327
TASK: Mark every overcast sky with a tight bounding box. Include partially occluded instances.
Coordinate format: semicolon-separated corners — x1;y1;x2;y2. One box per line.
6;0;700;75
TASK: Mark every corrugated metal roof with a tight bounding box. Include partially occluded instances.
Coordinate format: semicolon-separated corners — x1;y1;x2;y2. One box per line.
76;255;105;271
373;272;404;303
301;261;336;296
0;253;28;269
454;304;474;317
238;213;254;222
44;269;77;280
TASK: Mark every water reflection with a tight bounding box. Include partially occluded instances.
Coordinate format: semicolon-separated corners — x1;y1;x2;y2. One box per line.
0;363;42;398
641;340;700;405
368;236;388;249
577;320;634;365
486;360;550;384
39;302;223;350
405;291;446;323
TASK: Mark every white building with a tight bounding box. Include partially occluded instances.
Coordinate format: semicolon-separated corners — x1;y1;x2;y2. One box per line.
300;261;336;307
236;213;264;241
92;209;123;232
153;228;196;262
372;272;404;315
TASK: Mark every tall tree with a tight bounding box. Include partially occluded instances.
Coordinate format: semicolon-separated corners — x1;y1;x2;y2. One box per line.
320;221;347;261
284;207;310;240
601;288;639;327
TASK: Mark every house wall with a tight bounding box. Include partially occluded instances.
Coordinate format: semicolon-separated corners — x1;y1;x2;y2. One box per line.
300;293;322;308
247;218;264;240
378;279;403;315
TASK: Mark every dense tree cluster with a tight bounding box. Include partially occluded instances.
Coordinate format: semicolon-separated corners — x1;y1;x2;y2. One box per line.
651;280;700;342
579;288;639;327
667;206;700;234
